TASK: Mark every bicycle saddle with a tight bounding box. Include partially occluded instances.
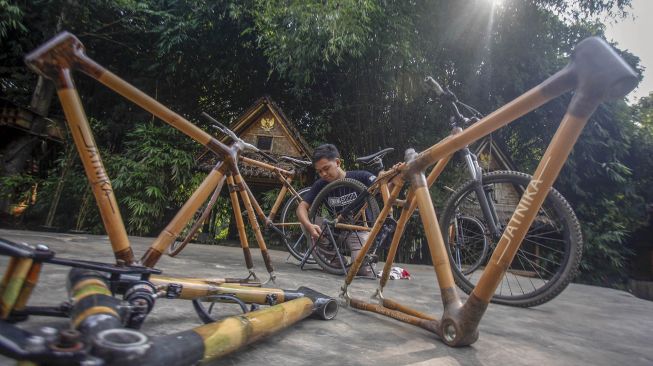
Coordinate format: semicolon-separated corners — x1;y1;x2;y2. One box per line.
355;148;395;165
280;156;312;168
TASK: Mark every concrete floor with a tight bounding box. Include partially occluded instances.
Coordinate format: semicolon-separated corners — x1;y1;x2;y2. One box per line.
0;228;651;366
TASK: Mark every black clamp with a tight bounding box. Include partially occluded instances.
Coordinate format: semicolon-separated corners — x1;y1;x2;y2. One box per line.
265;293;278;306
166;283;183;299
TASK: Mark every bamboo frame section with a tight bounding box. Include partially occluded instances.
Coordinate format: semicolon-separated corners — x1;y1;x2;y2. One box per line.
24;32;309;282
62;269;337;365
337;37;637;346
0;258;33;318
3;31;340;365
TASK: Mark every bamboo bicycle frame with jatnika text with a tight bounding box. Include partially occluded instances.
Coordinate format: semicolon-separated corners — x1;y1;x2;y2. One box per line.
24;32;288;283
0;31;340;365
336;36;637;346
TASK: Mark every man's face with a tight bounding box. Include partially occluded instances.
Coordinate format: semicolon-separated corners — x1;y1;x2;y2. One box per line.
314;158;341;182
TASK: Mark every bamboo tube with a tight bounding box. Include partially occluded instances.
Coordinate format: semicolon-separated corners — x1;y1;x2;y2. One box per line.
194;298;313;361
0;258;33;318
234;174;275;274
13;262;42;311
149;276;286;302
381;298;436;321
142;168;225;267
227;175;254;270
345;183;403;284
57;86;133;265
379;156;451;289
349;297;439;334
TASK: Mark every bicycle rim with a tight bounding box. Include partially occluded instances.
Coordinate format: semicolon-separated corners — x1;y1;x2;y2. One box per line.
440;171;582;307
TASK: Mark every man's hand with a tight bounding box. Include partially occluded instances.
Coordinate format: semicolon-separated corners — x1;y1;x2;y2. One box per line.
297;200;322;240
306;224;322;240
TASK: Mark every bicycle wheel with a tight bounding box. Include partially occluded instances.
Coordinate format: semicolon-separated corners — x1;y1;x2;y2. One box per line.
439;170;582;307
446;215;489;275
308;178;380;275
279;187;316;264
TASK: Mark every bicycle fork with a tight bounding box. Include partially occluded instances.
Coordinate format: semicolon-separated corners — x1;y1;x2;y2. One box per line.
462;148;502;240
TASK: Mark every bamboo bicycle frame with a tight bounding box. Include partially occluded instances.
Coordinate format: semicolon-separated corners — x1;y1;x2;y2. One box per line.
338;37;637;346
23;32;286;282
0;31;340;364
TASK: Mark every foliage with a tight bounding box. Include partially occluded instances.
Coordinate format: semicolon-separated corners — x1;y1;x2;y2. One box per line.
0;173;36;203
110;122;197;235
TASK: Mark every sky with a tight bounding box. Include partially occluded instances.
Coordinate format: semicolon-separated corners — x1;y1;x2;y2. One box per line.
604;0;652;102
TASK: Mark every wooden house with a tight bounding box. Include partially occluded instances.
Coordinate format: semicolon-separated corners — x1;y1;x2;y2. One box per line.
219;96;313;189
0;98;65;217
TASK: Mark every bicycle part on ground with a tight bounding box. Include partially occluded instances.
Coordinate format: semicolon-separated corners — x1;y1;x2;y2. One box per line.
192;294;251;324
3;268;338;365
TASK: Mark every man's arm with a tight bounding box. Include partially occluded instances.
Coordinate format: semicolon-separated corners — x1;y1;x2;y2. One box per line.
296;201;321;239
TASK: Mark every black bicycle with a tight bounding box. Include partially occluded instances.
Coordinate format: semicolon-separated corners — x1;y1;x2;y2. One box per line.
305;78;583;307
428;78;583;307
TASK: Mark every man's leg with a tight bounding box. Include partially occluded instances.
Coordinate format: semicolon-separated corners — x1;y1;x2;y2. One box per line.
348;231;373;276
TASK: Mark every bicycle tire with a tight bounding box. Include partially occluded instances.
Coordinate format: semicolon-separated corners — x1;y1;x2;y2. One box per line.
446;215;489;275
439;170;582;307
279;187;316;264
308;178;380;275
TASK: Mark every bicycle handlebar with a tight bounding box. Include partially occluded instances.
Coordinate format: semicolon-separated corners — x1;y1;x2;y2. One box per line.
201;112;282;164
202;112;260;153
424;77;481;128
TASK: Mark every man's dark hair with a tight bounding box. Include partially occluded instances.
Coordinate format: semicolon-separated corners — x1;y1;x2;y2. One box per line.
312;144;340;163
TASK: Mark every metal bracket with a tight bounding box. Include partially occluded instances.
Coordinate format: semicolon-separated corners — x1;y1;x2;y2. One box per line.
265;293;278;306
165;283;183;299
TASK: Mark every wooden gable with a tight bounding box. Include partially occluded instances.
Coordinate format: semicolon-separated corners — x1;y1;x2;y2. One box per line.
240;109;303;157
473;136;516;172
212;96;313;188
223;96;312;159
